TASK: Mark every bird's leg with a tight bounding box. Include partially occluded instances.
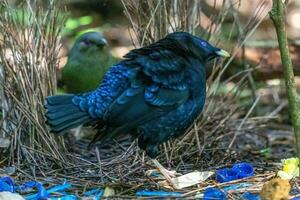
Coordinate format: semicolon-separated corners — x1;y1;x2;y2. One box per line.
151;159;177;188
72;125;82;140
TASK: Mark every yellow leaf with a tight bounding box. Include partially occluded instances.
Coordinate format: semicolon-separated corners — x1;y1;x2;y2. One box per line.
277;157;299;180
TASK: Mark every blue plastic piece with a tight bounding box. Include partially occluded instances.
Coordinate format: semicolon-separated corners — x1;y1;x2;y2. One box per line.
48;195;77;200
25;182;71;200
46;182;71;194
216;162;254;183
232;163;254;179
94;190;104;200
84;189;103;200
291;197;300;200
18;181;44;193
136;190;183;197
0;177;76;200
216;168;238;183
84;188;101;196
147;171;160;177
242;192;261;200
223;183;253;191
203;188;226;200
0;176;15;192
23;181;49;200
290;188;300;195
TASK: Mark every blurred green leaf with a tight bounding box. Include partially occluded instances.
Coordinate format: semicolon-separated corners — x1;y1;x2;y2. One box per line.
65;18;79;30
78;16;93;25
63;16;93;36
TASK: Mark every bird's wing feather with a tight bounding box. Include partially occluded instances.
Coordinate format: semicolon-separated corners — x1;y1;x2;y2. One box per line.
73;48;190;118
104;48;190;127
74;48;191;145
124;49;187;85
72;64;137;118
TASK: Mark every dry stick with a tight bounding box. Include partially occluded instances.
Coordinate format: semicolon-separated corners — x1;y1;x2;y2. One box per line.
228;95;261;148
269;0;300;162
95;147;104;184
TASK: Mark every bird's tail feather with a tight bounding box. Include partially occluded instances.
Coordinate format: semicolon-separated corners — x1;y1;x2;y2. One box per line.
45;94;93;135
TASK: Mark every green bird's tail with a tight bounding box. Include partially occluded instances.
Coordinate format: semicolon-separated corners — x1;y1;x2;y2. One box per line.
45;94;93;135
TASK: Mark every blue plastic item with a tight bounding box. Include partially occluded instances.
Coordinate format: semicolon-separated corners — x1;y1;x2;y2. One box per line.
83;189;101;196
291;197;300;200
22;181;49;200
290;188;300;195
223;183;253;191
242;192;261;200
25;181;71;200
136;190;183;197
48;195;77;200
147;171;160;177
232;163;254;179
0;176;15;192
203;188;226;200
216;168;238;183
0;177;77;200
216;162;254;183
45;182;71;194
84;188;103;200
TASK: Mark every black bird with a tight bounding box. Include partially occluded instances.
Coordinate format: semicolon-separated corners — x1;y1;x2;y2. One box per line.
45;32;229;187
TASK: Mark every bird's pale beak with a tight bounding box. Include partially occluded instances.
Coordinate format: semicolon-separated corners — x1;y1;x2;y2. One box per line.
100;38;107;45
96;38;107;47
215;49;230;57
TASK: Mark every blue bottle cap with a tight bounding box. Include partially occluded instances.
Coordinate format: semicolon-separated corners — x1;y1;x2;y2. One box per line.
0;176;15;192
203;188;226;200
232;163;254;179
216;168;238;183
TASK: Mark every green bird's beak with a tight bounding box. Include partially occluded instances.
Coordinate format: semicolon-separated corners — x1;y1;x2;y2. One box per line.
95;38;107;47
215;49;230;58
99;38;107;45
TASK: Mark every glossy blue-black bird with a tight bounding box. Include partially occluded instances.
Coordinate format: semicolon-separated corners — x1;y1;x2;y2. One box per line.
45;32;229;187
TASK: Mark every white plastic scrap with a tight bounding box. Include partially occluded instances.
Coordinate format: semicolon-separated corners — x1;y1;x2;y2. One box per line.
171;171;214;189
0;191;25;200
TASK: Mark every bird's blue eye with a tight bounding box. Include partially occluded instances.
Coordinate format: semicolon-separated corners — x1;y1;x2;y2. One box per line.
200;41;207;47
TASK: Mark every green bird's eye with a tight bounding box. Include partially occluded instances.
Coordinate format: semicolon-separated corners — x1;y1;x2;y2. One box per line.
83;40;91;46
79;40;91;49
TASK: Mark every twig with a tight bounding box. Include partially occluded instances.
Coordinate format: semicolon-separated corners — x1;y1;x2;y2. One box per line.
95;147;104;184
229;95;261;148
269;0;300;163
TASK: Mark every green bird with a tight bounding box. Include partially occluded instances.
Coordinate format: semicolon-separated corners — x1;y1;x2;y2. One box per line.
62;32;117;93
